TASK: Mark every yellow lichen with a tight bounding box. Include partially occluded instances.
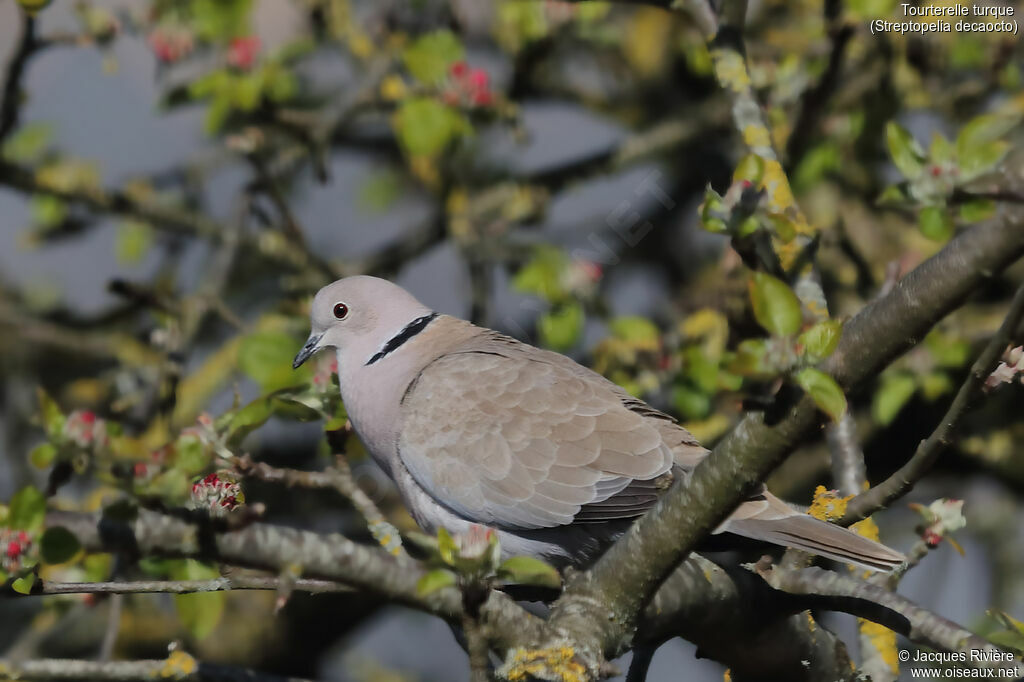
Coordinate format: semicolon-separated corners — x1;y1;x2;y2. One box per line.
709;49;751;92
852;516;881;542
806;485;854;522
501;645;587;682
379;75;407;101
741;124;772;152
159;650;198;679
858;619;900;674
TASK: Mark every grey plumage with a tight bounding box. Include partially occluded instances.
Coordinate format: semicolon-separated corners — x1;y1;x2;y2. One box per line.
295;276;905;571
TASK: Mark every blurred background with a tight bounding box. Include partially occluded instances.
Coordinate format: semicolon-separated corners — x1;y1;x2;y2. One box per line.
0;0;1022;680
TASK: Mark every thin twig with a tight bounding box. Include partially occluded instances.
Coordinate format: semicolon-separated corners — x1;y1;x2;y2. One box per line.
17;576;352;596
97;594;123;662
0;12;36;142
0;656;318;682
234;453;405;557
839;280;1024;526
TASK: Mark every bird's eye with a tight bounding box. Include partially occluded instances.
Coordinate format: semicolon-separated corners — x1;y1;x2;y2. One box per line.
333;302;349;319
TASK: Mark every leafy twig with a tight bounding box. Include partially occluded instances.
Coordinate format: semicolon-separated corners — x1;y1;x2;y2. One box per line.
839;279;1024;526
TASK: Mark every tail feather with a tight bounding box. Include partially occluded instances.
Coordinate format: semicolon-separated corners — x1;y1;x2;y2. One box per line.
723;514;906;572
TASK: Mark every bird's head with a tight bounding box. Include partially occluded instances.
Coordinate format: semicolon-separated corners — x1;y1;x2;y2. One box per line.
293;276;433;370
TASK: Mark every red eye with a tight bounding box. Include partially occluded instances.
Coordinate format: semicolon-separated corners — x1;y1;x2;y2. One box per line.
333;302;349;319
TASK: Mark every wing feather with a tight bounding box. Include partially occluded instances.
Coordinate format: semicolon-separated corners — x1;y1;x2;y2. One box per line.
397;336;677;530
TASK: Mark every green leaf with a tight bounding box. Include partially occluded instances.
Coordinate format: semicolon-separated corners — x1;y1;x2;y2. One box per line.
919;371;953;401
358;170;403;213
918;205;953;242
37;389;64;439
172;560;225;640
729;338;774;379
766;214;797;243
876;183;908;207
538;301;584;351
115;220;153;264
749;272;802;337
885;121;925;179
672;384;711;420
928;131;954;164
437;527;457;566
699;186;728;234
958;198;995;223
402;30;464;85
957;113;1020;160
416;568;457;596
797;319;842;360
959;141;1010;179
231;73;263;111
238;331;310;392
512;246;566;301
9;486;46;532
683;346;719;393
40;526;81;564
192;0;252;40
83;553;112;582
609;316;660;345
11;575;35;595
1;122;52;163
29;442;57;469
924;330;971;368
173;434;210;476
733;153;766;185
226;397;273;445
497;556;562;589
794;368;847;422
262;64;297;102
204;96;232;134
30;195;67;229
393;97;468;158
872;372;917;425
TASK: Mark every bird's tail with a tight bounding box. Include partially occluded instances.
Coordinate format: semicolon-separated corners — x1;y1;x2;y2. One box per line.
723;514;906;572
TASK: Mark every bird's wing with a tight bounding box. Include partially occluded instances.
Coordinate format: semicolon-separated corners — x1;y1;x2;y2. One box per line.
397;334;677;530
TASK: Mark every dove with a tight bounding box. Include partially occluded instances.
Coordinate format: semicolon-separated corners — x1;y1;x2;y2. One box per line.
293;276;905;571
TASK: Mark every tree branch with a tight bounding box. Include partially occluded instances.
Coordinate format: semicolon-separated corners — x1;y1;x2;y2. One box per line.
548;212;1024;668
44;509;548;653
752;563;1022;674
0;11;36;143
0;655;317;682
839;279;1024;525
10;576;351;596
234;453;404;557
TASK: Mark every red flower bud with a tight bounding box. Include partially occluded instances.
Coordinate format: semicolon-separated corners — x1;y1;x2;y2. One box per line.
450;60;468;78
468;69;489;90
227;36;261;70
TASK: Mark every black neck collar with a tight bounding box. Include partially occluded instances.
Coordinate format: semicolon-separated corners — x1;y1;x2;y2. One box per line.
365;312;440;366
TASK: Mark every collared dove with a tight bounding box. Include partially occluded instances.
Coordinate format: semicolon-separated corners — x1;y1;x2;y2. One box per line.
294;276;905;571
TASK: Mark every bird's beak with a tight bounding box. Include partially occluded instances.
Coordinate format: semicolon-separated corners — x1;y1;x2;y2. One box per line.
293;333;324;369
